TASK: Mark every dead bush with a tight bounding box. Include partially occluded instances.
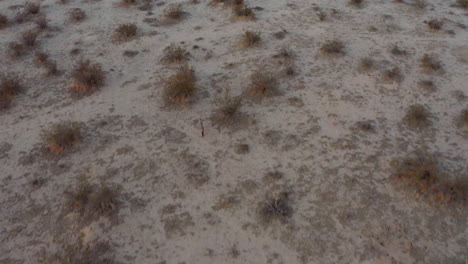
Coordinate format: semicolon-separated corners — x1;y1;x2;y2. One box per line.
247;71;278;96
114;23;138;41
420;54;442;72
258;192;293;225
42;122;82;154
320;40;345;56
0;74;22;110
241;31;261;48
163;65;197;105
403;104;432;130
162;43;189;63
70;59;106;94
68;8;86;23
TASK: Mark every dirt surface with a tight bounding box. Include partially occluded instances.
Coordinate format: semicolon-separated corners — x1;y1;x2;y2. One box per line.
0;0;467;263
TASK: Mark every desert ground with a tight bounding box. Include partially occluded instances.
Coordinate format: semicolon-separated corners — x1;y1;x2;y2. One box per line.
0;0;467;263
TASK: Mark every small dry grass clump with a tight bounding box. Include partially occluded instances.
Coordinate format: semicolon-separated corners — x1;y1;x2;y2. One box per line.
427;19;443;30
71;60;106;94
349;0;364;7
390;44;407;57
232;5;255;20
415;0;427;9
35;51;49;65
114;23;137;41
34;51;59;76
403;104;431;130
25;1;41;15
65;181;120;221
68;8;86;23
320;40;345;56
0;14;8;29
455;108;468;130
163;65;196;105
391;156;467;204
241;31;261;48
210;97;242;129
420;54;442;72
258;192;293;225
358;57;375;72
248;71;278;96
44;240;115;264
120;0;137;6
382;66;403;82
43;122;82;154
457;0;468;8
418;80;437;92
35;15;48;29
0;74;22;110
164;4;184;20
162;43;189;63
21;30;39;47
7;42;27;59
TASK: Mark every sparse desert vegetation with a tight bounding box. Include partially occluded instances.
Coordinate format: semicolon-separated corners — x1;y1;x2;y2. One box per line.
163;64;196;104
114;23;138;41
403;104;432;130
0;0;466;263
42;122;82;154
247;70;278;96
67;8;86;22
162;43;189;63
392;156;467;203
241;31;261;47
70;59;106;94
0;74;21;110
320;40;345;56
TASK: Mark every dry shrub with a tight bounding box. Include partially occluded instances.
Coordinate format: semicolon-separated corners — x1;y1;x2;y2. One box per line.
163;65;196;105
317;10;327;21
457;0;468;8
418;80;436;92
64;180;121;223
415;0;427;9
120;0;137;6
21;30;39;47
241;31;261;48
258;192;293;225
349;0;364;7
0;74;22;110
391;156;467;204
25;1;41;15
358;57;374;71
420;54;442;72
8;42;27;59
210;96;242;129
35;15;48;29
45;61;59;76
320;40;345;56
35;51;49;65
390;44;407;56
43;122;82;154
162;43;189;63
0;14;8;29
248;71;278;96
44;239;115;264
403;104;431;130
71;59;106;94
114;23;137;41
68;8;86;23
382;66;403;82
164;4;183;20
427;19;443;30
455;108;468;130
232;5;255;19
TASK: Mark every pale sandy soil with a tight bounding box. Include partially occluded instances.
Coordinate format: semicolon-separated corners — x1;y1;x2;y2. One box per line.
0;0;467;263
